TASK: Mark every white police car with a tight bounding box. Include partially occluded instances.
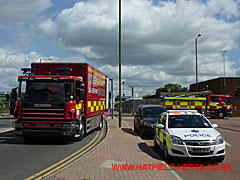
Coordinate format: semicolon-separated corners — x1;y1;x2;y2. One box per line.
154;110;225;162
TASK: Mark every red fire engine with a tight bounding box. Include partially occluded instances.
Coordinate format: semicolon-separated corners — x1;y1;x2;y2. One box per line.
13;62;110;141
160;91;232;118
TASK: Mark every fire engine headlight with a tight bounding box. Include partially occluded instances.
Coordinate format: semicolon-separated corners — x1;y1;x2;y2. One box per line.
215;135;224;144
13;122;23;129
170;135;184;145
62;124;72;130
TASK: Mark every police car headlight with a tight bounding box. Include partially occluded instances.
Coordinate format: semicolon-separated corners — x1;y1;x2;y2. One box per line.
216;135;224;144
143;121;152;127
170;135;184;145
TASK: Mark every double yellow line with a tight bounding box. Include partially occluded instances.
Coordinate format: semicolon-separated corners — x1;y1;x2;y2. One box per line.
25;128;105;180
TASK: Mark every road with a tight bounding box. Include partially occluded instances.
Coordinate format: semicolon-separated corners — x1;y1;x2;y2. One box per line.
0;116;106;180
123;116;240;180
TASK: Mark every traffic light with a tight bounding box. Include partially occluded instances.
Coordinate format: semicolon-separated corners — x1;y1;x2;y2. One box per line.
235;88;240;98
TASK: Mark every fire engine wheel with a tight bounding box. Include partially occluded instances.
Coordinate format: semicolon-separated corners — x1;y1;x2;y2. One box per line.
74;119;85;142
217;112;224;119
97;114;103;130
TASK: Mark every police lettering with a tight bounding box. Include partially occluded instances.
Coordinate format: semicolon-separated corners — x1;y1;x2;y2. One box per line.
184;134;211;138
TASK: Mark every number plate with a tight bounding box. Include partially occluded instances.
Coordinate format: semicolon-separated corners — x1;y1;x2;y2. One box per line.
35;123;50;127
192;148;211;153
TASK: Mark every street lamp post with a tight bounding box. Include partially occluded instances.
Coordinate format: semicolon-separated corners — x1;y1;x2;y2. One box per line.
129;86;134;115
119;0;122;127
195;34;201;92
220;50;227;88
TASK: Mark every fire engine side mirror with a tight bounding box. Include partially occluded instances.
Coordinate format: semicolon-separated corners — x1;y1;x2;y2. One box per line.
80;82;85;89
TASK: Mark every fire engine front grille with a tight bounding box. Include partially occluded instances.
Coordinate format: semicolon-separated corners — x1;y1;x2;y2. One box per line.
184;140;216;146
22;108;65;120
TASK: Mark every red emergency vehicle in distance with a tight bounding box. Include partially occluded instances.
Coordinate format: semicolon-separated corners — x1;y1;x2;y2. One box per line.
13;62;110;141
160;91;232;119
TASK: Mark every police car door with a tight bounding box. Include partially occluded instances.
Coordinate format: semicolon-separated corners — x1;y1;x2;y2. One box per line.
156;114;167;150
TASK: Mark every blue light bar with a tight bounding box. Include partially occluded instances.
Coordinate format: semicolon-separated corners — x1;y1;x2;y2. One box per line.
21;68;36;72
56;68;72;72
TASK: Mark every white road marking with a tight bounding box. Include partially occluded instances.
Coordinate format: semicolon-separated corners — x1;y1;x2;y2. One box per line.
225;141;232;146
0;128;14;133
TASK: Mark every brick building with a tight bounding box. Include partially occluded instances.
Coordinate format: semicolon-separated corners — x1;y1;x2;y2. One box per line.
190;77;240;113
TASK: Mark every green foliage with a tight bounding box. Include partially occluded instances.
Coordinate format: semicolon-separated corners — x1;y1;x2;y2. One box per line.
156;83;188;94
0;99;4;115
142;94;152;98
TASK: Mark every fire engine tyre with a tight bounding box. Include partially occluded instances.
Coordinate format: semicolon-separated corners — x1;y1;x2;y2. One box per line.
97;114;103;130
74;117;85;142
217;111;224;119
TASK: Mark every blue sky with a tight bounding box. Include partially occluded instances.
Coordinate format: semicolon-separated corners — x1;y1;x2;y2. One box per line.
0;0;240;96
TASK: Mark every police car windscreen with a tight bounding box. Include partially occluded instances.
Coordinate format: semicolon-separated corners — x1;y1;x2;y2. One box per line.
168;115;212;128
143;107;167;117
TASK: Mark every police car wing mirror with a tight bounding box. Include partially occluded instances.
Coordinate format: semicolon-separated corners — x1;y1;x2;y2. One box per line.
156;124;164;129
212;124;218;128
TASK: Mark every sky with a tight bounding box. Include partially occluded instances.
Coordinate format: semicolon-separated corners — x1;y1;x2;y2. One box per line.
0;0;240;97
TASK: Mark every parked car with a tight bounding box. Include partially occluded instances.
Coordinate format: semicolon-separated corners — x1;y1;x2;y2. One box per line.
134;104;167;138
154;110;225;163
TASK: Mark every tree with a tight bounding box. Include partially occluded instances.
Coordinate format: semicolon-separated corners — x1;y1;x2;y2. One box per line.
142;94;152;99
0;99;4;115
156;83;188;95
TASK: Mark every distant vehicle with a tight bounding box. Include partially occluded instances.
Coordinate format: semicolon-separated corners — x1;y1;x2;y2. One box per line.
159;91;232;119
154;110;225;163
134;104;167;138
13;62;110;141
10;87;18;115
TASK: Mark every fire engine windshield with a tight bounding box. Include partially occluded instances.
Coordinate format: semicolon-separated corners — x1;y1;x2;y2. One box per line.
223;97;231;104
168;115;212;128
19;80;73;102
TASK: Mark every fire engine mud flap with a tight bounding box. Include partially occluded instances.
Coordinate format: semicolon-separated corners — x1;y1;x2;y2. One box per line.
25;118;108;180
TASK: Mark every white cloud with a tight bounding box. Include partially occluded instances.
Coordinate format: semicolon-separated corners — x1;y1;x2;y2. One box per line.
1;0;240;97
0;48;41;91
0;0;52;26
34;0;240;96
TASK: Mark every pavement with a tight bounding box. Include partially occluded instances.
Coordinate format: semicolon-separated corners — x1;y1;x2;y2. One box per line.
47;117;182;180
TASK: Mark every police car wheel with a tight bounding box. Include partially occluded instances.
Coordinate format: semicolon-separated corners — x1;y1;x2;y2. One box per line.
163;143;171;161
154;137;159;149
139;128;145;138
134;122;137;133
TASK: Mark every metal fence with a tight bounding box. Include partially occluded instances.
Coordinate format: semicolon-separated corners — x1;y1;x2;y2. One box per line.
115;99;159;114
